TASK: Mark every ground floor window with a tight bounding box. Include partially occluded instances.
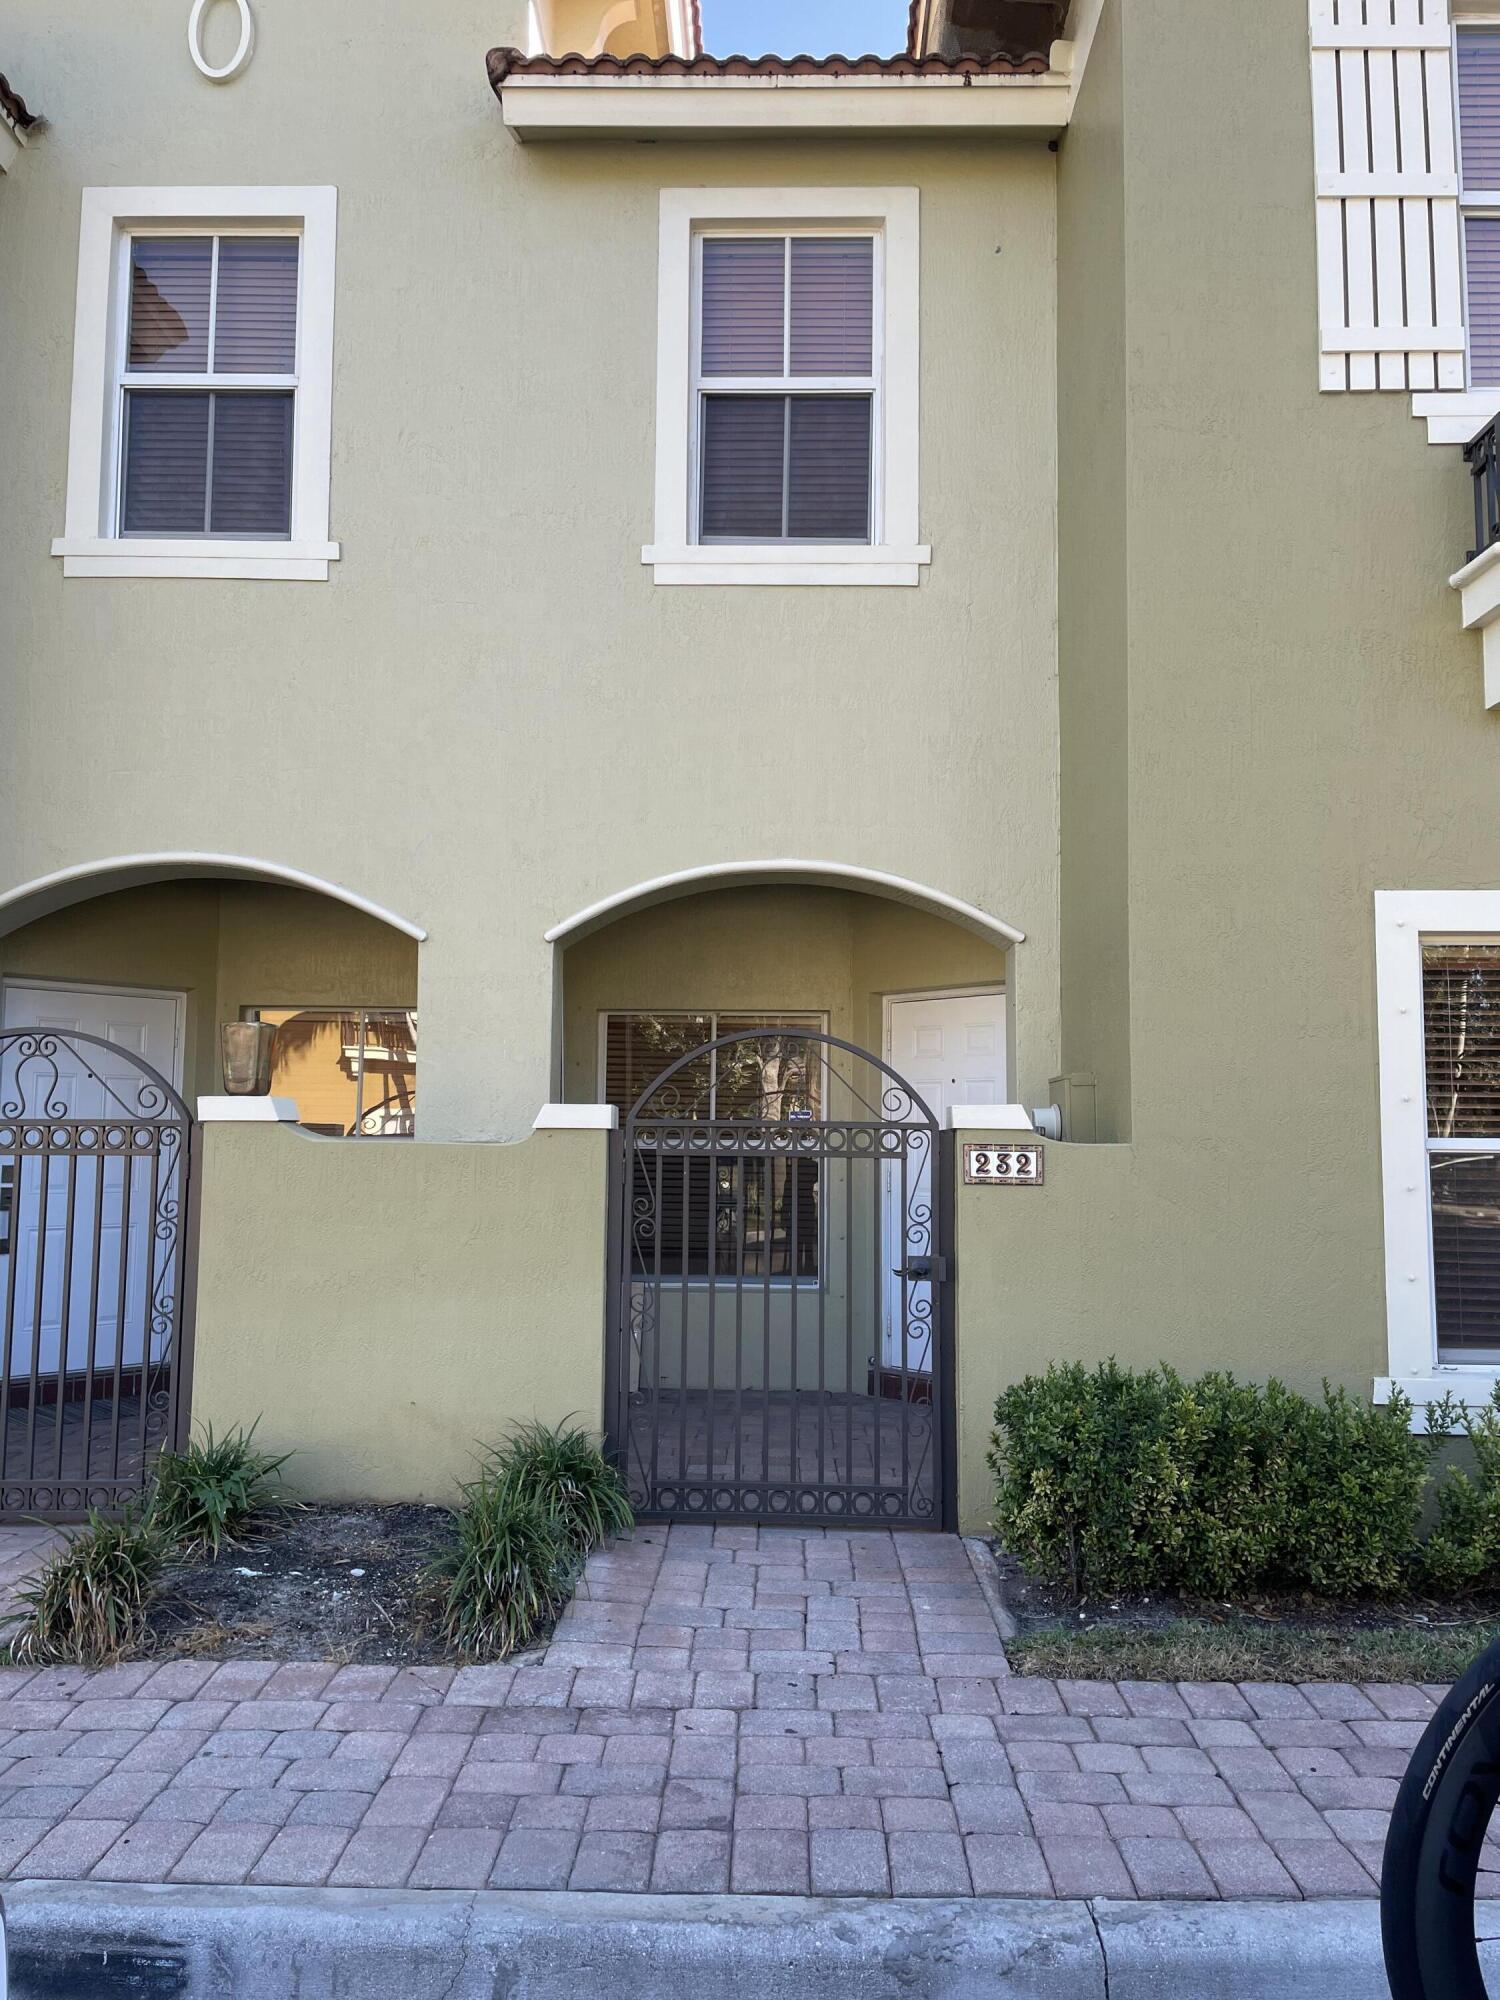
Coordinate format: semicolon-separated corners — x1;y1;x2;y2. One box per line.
248;1007;416;1137
601;1011;824;1280
1376;894;1500;1407
1423;944;1500;1361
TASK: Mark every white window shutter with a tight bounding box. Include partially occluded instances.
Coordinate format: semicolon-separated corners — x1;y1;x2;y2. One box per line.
1309;0;1465;393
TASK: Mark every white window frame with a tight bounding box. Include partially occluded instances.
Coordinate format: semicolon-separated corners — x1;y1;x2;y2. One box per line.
1375;889;1500;1418
51;186;339;581
644;187;929;587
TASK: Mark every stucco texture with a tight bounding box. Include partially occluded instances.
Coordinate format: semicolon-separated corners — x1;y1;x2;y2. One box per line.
189;1124;607;1500
0;0;1060;1142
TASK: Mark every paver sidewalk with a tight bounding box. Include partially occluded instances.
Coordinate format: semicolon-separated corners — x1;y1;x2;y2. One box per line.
0;1523;1455;1899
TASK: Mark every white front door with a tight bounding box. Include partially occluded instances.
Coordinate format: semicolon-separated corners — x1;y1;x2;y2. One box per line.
1;985;184;1378
882;989;1007;1373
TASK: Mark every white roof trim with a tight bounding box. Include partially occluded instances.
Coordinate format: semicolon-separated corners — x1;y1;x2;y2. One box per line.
0;855;427;941
545;861;1025;947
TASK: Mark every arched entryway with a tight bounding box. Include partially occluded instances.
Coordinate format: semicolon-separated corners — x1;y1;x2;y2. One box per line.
0;856;425;1513
606;1024;955;1530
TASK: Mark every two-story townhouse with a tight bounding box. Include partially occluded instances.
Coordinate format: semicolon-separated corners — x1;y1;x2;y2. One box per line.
1;0;1497;1539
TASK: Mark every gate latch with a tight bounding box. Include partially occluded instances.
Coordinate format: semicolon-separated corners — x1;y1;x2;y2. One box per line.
892;1255;948;1283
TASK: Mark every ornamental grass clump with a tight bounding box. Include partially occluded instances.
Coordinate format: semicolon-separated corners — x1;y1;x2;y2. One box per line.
483;1420;634;1556
439;1481;574;1659
8;1509;165;1665
148;1421;294;1559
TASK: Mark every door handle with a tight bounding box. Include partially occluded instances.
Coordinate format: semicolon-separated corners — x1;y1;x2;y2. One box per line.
892;1256;947;1282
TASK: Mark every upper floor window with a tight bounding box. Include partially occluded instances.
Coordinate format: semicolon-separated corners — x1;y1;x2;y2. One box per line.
1458;27;1500;388
645;188;928;587
121;234;298;538
696;234;876;546
52;186;338;581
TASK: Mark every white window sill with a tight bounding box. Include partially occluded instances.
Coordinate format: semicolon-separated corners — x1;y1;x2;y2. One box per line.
643;544;931;587
1376;1372;1500;1426
51;537;340;581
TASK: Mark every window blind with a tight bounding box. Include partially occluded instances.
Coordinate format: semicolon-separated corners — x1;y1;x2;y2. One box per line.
1460;29;1500;190
697;232;875;545
789;238;874;375
213;237;299;373
1423;945;1500;1359
1424;945;1500;1138
129;239;211;371
1467;218;1500;388
701;239;785;375
121;233;298;538
604;1014;822;1280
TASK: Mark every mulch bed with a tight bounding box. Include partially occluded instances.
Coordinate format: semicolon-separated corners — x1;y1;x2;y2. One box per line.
147;1503;462;1664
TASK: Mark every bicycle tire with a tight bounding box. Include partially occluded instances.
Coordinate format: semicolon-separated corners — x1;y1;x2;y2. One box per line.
1383;1635;1500;2000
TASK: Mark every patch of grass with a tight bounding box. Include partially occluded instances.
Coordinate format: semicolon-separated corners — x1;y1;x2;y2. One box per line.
438;1484;574;1660
1007;1616;1497;1685
149;1421;294;1560
483;1420;633;1556
7;1510;166;1666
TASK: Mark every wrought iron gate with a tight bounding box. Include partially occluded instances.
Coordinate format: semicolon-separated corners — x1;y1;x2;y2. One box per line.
605;1028;953;1529
0;1029;195;1518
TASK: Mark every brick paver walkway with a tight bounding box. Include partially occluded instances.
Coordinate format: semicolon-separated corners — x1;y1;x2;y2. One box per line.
0;1525;1449;1898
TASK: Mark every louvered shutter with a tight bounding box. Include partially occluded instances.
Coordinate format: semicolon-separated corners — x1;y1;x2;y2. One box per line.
1309;0;1464;392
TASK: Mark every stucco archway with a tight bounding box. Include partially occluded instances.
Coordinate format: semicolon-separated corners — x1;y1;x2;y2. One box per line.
0;854;426;942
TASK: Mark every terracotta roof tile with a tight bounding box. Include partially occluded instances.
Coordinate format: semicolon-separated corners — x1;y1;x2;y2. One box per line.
487;45;1049;85
0;72;38;130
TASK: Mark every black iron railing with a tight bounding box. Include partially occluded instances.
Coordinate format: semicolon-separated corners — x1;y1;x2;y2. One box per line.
1466;416;1500;563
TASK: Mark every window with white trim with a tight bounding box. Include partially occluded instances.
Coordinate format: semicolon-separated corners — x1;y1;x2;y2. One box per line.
1374;892;1500;1414
52;187;338;581
645;188;928;587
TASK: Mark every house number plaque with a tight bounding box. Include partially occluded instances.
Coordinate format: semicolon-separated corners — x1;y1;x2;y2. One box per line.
963;1143;1044;1187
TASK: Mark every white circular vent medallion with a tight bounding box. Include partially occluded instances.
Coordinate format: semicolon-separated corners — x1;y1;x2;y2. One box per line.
187;0;255;82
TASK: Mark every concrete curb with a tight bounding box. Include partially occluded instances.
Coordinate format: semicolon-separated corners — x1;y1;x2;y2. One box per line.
0;1882;1386;1999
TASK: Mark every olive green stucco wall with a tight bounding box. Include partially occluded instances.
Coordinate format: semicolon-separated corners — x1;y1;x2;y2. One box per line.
0;0;1061;1143
190;1125;606;1500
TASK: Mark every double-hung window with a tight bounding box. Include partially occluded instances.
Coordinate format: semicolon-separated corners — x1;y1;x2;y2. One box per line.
696;234;876;545
120;233;298;538
53;186;338;580
646;188;926;586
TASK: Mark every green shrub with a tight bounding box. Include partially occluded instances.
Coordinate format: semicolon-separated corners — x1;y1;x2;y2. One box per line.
989;1362;1429;1601
8;1510;165;1665
439;1482;574;1658
1272;1383;1429;1597
149;1421;293;1559
482;1420;633;1556
1420;1388;1500;1591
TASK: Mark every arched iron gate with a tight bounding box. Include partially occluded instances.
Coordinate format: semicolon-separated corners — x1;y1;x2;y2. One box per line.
605;1028;954;1529
0;1030;195;1518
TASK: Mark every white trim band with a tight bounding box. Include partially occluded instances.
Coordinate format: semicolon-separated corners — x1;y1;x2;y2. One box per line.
947;1104;1037;1132
532;1103;619;1131
198;1095;299;1122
